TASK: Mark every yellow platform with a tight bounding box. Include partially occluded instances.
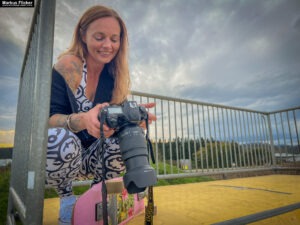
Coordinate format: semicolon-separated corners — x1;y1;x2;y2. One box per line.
43;175;300;225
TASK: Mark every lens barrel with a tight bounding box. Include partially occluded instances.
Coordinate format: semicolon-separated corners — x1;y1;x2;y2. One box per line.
117;125;157;193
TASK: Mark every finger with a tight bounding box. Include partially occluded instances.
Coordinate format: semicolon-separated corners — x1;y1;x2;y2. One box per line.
139;121;147;130
103;124;112;131
104;130;115;138
148;112;157;121
91;129;100;139
94;119;101;128
140;102;156;109
96;102;109;111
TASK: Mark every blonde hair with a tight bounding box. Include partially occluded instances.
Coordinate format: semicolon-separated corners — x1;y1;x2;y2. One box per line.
59;5;130;104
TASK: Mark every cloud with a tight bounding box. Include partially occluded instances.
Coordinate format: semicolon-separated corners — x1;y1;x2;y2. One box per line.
176;67;300;111
293;15;300;31
0;8;34;48
126;0;300;111
0;75;19;129
0;34;23;78
0;8;33;130
0;0;300;132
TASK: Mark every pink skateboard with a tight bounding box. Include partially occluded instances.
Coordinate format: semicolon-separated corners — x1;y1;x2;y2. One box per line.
72;177;145;225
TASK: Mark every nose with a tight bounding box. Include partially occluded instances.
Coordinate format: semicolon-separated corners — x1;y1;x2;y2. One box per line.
102;38;112;48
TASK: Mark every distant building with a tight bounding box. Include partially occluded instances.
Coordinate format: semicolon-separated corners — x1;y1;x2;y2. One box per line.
180;159;191;170
274;153;300;162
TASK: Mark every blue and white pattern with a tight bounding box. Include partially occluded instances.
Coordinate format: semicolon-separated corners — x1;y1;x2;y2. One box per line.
75;63;93;112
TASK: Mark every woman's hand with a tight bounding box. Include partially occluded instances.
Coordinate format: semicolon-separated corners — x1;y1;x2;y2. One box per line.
139;102;157;129
84;103;115;138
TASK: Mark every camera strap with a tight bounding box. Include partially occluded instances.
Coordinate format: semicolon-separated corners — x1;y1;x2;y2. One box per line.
99;118;109;225
145;117;155;164
145;117;155;225
145;186;154;225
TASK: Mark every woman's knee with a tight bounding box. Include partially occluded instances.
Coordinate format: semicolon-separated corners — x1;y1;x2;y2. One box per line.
47;128;82;172
48;128;81;157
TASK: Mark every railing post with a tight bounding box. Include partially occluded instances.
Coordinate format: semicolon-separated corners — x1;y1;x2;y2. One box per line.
6;0;56;224
267;114;276;166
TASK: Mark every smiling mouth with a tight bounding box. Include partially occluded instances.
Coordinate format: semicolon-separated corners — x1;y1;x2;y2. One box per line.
98;51;112;56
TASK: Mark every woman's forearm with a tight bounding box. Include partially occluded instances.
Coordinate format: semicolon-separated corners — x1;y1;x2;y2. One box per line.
49;113;86;133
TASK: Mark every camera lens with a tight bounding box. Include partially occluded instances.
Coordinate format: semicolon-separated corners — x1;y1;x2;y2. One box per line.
117;125;157;194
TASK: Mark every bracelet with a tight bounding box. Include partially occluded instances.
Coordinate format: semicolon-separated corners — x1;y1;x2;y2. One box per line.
66;114;79;133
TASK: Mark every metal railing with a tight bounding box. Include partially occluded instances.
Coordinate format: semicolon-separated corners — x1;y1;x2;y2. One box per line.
268;107;300;165
130;91;300;179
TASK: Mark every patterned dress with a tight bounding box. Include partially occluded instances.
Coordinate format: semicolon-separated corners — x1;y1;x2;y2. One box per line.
46;62;124;197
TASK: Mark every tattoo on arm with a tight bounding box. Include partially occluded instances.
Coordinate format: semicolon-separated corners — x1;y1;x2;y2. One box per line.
55;59;82;94
48;114;68;128
71;60;81;75
57;115;68;128
57;115;67;127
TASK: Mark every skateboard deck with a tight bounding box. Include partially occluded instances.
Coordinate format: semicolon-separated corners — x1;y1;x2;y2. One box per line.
72;177;145;225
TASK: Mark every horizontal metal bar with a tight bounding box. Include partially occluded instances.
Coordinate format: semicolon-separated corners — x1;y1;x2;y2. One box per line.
131;91;268;114
67;180;91;187
156;167;274;180
212;202;300;225
267;106;300;114
47;180;115;189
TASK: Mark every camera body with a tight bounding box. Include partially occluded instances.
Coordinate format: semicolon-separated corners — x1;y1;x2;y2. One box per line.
100;101;147;131
99;101;157;194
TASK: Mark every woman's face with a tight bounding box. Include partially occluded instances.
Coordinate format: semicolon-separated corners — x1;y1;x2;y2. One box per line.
83;17;121;65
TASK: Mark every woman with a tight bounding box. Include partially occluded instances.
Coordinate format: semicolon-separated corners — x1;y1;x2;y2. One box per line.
46;5;155;224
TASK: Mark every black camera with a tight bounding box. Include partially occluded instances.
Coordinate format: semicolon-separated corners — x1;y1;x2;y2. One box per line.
99;101;157;194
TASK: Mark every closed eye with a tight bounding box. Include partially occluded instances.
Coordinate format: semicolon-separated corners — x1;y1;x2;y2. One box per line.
95;36;104;41
111;38;119;43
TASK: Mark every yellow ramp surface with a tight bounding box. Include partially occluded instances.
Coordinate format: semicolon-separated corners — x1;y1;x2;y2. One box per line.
43;175;300;225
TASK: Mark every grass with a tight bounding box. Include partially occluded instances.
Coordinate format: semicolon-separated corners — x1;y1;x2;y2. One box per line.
153;161;214;186
0;166;10;224
156;176;214;186
1;163;214;224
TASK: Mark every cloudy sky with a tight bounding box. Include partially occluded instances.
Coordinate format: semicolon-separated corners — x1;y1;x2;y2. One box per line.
0;0;300;144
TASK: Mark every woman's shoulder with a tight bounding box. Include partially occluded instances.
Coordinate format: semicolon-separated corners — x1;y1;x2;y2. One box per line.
53;54;83;93
54;55;83;73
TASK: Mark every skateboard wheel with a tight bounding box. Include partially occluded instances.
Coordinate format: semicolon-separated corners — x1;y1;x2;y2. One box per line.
106;179;124;194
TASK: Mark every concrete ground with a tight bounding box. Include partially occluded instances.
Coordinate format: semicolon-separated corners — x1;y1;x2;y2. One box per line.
43;175;300;225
